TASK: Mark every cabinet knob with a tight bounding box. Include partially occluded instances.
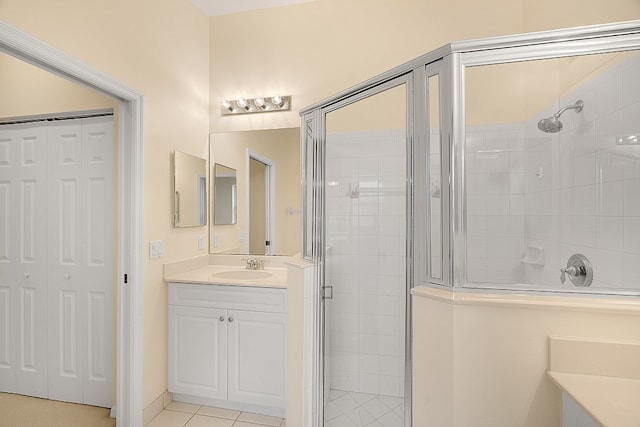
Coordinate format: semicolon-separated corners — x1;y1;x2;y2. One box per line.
64;274;71;280
219;316;225;322
23;273;30;278
228;317;234;323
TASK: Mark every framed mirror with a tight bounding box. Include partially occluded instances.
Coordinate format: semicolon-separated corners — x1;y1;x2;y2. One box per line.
213;163;237;225
209;127;300;255
173;150;207;227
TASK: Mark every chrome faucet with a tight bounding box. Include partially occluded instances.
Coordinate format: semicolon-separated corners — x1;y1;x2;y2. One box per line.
245;257;263;270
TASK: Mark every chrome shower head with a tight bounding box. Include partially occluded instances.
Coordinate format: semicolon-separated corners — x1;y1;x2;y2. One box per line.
537;99;584;133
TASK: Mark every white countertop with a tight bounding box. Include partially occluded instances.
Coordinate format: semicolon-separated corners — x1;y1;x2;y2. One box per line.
548;371;640;427
164;264;288;288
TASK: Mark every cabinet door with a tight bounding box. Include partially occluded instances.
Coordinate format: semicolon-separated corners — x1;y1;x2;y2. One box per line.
227;310;286;408
168;305;227;399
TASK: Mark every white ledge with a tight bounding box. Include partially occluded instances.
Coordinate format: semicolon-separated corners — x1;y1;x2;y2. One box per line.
411;285;640;315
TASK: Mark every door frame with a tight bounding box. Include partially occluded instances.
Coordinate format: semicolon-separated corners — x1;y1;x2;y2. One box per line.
316;74;414;426
0;22;144;426
246;149;275;255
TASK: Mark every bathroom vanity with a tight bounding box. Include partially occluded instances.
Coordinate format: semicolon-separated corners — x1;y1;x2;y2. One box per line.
165;259;289;418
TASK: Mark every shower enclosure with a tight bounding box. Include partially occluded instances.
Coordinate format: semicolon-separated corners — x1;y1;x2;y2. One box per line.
301;20;640;427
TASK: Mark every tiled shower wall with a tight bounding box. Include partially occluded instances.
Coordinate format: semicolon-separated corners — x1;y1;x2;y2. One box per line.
522;53;640;290
325;129;406;397
466;52;640;291
466;124;526;283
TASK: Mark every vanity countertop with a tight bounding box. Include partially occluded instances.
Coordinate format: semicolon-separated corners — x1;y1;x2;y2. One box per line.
548;371;640;427
547;336;640;427
164;264;288;288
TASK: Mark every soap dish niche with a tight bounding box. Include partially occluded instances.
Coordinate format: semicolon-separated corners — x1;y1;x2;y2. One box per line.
521;246;544;266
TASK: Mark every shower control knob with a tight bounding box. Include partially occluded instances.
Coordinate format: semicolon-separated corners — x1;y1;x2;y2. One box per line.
559;266;577;284
560;254;593;287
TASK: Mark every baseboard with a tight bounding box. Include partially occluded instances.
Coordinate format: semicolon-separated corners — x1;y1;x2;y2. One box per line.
143;391;173;425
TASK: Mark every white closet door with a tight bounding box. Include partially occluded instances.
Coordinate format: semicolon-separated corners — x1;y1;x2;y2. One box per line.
47;117;113;407
47;121;84;403
80;117;114;407
0;124;49;398
0;126;16;393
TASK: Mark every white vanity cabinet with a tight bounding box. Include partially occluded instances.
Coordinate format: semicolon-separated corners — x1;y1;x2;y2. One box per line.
168;282;287;415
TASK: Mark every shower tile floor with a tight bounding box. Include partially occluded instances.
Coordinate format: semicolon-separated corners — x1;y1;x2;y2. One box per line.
324;389;404;427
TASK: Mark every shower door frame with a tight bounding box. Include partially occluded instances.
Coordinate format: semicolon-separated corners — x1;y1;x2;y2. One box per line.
453;23;640;293
302;19;640;427
319;74;415;427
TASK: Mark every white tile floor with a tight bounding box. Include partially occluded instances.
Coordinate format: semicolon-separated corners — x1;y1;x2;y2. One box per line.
146;402;286;427
324;390;404;427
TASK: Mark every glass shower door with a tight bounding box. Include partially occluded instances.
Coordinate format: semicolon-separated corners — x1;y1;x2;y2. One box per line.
322;82;408;427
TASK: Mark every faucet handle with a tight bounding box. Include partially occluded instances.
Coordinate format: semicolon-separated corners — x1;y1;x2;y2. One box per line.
559;266;577;284
560;254;593;287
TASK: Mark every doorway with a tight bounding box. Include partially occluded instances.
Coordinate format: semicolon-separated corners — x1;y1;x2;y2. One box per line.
247;151;275;255
0;21;143;426
321;80;411;426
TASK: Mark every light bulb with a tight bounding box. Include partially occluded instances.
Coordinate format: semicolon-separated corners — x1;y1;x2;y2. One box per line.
221;100;233;112
271;95;284;107
254;97;266;109
237;98;249;110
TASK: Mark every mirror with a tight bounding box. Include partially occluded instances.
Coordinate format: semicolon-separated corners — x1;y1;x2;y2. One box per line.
213;163;237;225
173;150;207;227
209;128;300;255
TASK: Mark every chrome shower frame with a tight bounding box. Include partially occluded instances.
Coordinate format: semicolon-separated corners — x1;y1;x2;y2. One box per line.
300;19;640;427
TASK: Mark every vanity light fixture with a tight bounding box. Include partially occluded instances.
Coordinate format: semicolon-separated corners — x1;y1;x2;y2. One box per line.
220;95;291;115
221;100;234;112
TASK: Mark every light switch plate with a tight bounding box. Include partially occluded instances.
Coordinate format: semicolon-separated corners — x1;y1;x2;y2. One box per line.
198;235;205;251
149;240;163;259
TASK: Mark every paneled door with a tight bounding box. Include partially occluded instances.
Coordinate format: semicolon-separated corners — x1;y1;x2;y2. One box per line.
0;124;49;398
47;117;114;407
168;305;228;400
0;116;114;408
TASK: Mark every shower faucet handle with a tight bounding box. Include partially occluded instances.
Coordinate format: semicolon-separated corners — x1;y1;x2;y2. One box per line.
560;254;593;287
559;266;577;284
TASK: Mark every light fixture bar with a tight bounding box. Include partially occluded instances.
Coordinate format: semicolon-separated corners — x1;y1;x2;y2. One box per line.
220;95;291;115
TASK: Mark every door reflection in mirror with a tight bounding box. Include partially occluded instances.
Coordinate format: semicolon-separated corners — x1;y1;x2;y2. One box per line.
173;150;207;227
213;163;237;225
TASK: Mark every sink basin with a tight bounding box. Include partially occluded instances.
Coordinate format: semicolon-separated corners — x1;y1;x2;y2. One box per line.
211;270;272;280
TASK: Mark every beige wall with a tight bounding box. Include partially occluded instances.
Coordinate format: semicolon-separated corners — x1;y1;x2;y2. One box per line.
413;289;640;427
0;53;118;118
0;0;210;410
209;0;525;133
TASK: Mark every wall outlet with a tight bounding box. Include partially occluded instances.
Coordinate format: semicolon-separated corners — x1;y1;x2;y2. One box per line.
149;240;164;259
198;235;205;251
238;231;245;243
213;234;220;248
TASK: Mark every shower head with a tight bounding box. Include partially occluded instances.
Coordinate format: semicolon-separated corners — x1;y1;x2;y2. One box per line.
537;99;584;133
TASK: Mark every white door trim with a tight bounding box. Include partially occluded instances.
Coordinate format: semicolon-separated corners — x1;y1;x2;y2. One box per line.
0;21;144;427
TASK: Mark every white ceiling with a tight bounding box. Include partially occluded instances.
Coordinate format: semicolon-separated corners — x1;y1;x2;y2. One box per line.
191;0;318;16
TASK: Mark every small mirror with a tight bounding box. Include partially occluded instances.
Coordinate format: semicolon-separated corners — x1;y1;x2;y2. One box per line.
173;150;207;227
213;163;237;225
